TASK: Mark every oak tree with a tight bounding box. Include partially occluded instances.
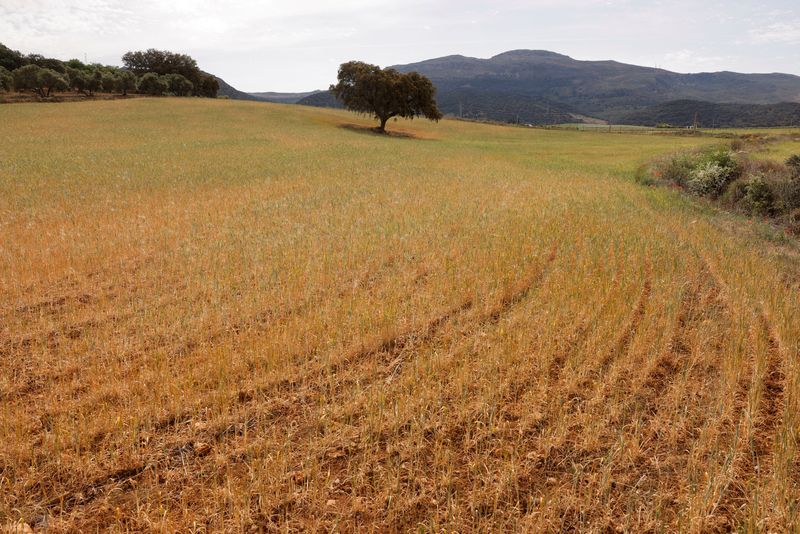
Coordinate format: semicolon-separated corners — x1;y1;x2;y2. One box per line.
330;61;442;133
12;64;68;97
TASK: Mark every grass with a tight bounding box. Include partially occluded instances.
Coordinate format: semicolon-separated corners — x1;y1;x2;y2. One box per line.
749;138;800;162
1;98;798;532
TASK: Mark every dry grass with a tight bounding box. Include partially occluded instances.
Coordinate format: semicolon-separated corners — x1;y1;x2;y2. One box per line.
0;99;798;532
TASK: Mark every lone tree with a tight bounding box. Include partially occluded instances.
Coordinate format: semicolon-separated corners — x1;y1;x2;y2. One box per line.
330;61;442;133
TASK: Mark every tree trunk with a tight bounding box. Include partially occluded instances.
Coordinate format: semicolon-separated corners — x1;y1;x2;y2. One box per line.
378;116;389;133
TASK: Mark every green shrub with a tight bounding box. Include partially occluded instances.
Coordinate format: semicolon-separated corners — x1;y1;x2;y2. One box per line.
771;179;800;212
687;162;731;197
658;154;695;186
720;179;747;207
655;148;739;193
740;176;775;216
696;148;740;179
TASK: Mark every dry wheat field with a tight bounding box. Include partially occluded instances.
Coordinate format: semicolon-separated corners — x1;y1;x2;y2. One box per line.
1;99;798;532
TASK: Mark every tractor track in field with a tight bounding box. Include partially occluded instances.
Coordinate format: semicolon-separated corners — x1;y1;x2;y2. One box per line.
712;305;786;528
44;255;404;454
695;252;788;529
506;257;731;523
39;246;559;518
4;255;401;407
616;261;734;525
598;264;652;372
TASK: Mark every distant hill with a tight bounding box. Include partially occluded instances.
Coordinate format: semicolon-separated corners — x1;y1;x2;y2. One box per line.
215;76;269;102
299;50;800;126
249;91;321;104
622;100;800;128
434;89;580;125
297;91;341;109
297;87;579;124
390;50;800;123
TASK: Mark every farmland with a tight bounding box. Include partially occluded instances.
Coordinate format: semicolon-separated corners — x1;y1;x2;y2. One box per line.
1;99;798;532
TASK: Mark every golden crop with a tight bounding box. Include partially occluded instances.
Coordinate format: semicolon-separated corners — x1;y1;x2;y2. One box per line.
1;99;797;532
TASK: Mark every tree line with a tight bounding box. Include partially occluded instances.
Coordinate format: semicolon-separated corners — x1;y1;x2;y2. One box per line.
0;43;219;99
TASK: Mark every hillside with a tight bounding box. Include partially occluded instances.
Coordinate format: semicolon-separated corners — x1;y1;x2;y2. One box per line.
297;87;580;125
393;50;800;121
214;75;269;101
297;90;341;108
299;50;800;125
2;99;798;532
623;99;800;128
248;90;321;103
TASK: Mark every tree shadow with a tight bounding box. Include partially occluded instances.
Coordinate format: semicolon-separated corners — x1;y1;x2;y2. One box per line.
337;123;422;139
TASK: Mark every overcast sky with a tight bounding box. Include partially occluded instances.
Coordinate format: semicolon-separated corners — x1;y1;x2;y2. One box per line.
2;0;798;92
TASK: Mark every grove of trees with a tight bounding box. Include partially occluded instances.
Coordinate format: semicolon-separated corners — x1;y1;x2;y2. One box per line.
330;61;442;132
0;43;219;100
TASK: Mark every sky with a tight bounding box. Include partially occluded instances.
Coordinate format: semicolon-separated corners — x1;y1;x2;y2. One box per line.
1;0;799;92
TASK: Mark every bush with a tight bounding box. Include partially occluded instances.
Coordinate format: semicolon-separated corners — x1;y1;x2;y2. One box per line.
653;148;739;192
687;162;731;197
787;155;800;178
720;178;747;207
658;154;695;186
771;179;800;212
787;208;800;235
696;148;740;178
740;176;775;216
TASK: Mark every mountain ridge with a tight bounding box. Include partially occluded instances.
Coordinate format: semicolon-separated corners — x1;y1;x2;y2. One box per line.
273;50;800;126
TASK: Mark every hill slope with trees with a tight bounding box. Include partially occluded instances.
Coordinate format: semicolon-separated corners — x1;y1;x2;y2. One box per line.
299;50;800;126
0;43;219;101
622;100;800;128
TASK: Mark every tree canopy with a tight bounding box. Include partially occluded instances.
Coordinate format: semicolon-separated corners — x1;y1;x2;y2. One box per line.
0;66;12;92
12;64;68;97
121;48;218;98
0;42;219;100
122;49;198;78
330;61;442;132
138;72;168;96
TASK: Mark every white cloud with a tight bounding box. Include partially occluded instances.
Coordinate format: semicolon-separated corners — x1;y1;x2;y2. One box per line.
0;0;798;91
748;21;800;44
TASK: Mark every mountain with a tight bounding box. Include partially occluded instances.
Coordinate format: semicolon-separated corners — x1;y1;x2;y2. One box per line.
297;91;341;109
248;91;322;104
392;50;800;122
214;76;269;102
622;100;800;128
299;50;800;125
